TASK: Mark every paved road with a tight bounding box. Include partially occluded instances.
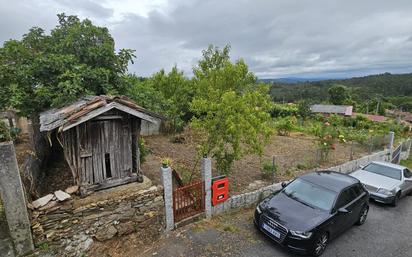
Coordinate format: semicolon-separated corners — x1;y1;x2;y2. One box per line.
143;196;412;257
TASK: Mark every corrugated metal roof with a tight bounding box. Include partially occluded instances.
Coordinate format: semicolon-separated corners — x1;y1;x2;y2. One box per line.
40;95;164;132
352;113;387;122
310;104;353;115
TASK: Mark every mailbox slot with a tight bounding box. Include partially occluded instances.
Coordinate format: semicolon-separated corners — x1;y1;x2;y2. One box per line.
212;176;229;206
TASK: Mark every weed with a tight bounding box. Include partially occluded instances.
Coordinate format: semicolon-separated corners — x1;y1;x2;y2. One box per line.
37;242;49;251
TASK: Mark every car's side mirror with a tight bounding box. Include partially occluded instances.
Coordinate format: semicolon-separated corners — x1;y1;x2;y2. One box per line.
281;182;287;188
338;207;351;214
358;165;365;169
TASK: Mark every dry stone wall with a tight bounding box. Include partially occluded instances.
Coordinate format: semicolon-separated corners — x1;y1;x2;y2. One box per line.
30;185;164;256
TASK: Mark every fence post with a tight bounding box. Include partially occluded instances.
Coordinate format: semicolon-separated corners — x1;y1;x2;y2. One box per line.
350;141;354;160
160;165;174;231
201;157;212;219
0;142;34;255
272;156;276;182
406;139;412;158
388;131;395;161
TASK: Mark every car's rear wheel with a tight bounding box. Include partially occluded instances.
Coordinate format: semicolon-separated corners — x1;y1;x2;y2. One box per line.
391;192;401;207
356;205;368;225
312;232;329;257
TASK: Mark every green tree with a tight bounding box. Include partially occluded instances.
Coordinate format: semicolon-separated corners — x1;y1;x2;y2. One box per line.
328;85;350;105
297;100;312;119
126;66;193;132
190;45;273;174
0;13;135;116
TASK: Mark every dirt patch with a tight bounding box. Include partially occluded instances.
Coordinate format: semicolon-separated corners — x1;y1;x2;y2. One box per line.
87;207;260;257
141;131;372;195
39;151;74;196
88;225;163;257
14;134;33;166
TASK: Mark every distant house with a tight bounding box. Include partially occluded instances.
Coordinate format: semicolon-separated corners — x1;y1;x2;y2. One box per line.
310;104;353;116
352;113;387;123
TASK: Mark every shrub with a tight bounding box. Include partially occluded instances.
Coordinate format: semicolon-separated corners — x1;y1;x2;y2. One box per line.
0;120;11;142
261;161;277;180
10;127;21;142
138;138;148;163
275;116;297;136
270;103;298;117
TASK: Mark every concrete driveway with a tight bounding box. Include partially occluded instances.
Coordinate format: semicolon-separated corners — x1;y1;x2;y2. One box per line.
141;196;412;257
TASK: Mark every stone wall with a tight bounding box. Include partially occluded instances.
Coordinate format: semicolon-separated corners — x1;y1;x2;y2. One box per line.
212;183;282;215
30;185;164;256
212;148;395;216
327;149;390;174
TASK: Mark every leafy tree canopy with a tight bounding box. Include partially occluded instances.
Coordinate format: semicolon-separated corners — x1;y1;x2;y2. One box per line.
328;84;350;105
0;13;135;116
126;66;194;132
190;45;273;174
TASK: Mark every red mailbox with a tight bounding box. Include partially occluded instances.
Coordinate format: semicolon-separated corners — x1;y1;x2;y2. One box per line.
212;176;229;206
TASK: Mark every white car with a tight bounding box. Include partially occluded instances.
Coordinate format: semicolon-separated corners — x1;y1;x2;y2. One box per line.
350;161;412;206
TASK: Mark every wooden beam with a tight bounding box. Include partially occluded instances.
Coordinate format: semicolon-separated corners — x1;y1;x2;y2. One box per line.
92;115;123;121
80;175;139;194
62;103;160;131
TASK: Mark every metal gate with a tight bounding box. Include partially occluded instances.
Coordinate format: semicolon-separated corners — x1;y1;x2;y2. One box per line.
391;144;402;164
173;180;205;222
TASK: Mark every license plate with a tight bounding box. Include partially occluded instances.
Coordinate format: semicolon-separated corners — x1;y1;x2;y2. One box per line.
262;223;281;238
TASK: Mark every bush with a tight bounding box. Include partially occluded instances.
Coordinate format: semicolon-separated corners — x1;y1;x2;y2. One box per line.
10;127;21;142
261;161;277;180
275;116;297;136
138;138;148;164
0;120;11;142
270;103;298;118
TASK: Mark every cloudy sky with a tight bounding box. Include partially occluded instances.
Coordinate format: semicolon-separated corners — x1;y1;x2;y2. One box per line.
1;0;412;79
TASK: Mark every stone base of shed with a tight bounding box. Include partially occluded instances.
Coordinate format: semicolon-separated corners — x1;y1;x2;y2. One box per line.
30;175;164;257
80;173;144;196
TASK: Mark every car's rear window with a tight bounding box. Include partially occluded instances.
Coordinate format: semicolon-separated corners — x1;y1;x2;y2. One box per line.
363;163;401;180
283;178;337;211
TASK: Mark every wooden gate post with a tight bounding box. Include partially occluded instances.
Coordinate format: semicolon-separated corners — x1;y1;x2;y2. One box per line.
201;157;212;219
160;165;174;231
0;142;34;255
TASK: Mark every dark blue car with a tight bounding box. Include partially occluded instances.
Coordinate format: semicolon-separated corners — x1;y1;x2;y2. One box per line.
254;171;369;256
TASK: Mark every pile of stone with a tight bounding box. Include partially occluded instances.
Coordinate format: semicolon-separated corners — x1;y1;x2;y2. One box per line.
28;186;78;211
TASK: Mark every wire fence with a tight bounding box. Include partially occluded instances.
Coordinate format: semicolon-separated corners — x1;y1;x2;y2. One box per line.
265;135;393;177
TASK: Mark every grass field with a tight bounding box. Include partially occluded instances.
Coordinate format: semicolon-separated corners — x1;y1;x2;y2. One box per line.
400;157;412;169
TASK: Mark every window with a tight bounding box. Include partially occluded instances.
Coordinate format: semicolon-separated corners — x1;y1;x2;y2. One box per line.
363;163;402;180
335;189;355;209
404;169;412;179
351;184;364;197
282;178;337;211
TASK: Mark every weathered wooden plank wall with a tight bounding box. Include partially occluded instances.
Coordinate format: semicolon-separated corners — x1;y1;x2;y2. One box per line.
61;110;140;191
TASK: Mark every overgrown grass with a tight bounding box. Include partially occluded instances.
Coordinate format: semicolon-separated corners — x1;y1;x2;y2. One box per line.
400;157;412;169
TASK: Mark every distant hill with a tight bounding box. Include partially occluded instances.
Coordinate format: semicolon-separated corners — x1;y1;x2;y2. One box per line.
269;72;412;104
259;77;333;84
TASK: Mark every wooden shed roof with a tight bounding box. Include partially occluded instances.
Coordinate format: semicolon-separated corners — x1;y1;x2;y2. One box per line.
40;95;163;132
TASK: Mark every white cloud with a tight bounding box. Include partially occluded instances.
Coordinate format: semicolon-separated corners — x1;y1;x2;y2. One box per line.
1;0;412;78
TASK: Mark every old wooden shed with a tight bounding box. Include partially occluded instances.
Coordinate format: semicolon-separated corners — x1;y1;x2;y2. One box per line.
39;96;162;193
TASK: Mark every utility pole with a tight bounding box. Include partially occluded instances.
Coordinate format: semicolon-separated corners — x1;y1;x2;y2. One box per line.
375;101;380;115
